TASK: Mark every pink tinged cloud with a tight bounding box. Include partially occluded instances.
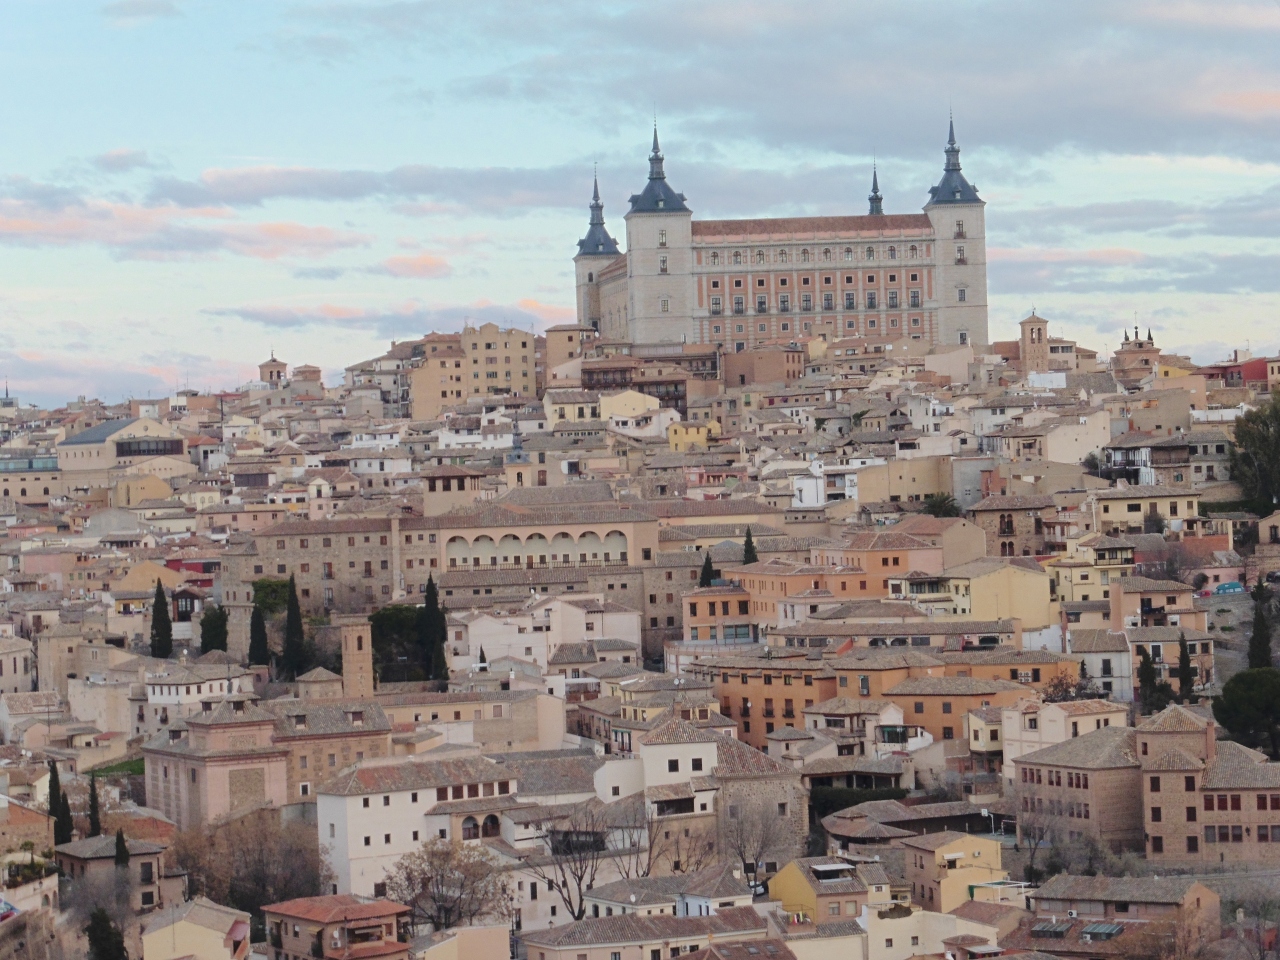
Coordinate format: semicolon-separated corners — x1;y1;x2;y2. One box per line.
514;298;576;324
377;253;453;278
0;195;368;260
988;247;1149;266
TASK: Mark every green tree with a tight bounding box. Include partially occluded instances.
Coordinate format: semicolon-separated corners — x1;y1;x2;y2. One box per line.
922;492;962;517
150;578;173;659
1143;512;1168;535
422;576;448;682
199;604;229;654
248;606;270;666
47;761;61;820
55;790;73;845
1177;634;1194;703
699;551;715;587
249;577;291;615
114;828;129;866
1231;393;1280;510
1248;587;1272;670
1082;452;1100;477
1214;668;1280;758
1137;647;1174;714
88;773;101;838
279;574;308;680
371;605;426;681
741;527;758;565
85;907;128;960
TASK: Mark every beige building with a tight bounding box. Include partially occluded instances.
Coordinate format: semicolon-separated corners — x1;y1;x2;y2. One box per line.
142;896;250;960
56;417;191;490
1000;699;1128;789
407;333;467;421
899;831;1006;913
574;124;989;349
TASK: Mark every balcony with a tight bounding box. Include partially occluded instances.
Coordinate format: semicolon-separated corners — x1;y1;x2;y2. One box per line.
762;708;776;718
739;707;751;718
756;305;768;314
955;257;968;265
733;306;745;315
710;307;722;316
954;230;967;239
782;710;795;719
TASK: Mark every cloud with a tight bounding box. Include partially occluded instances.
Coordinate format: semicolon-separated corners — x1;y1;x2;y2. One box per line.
92;149;155;173
102;0;180;23
371;253;453;279
991;247;1280;295
0;178;370;260
206;298;566;338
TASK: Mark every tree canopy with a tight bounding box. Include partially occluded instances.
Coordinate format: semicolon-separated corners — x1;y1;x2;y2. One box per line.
150;578;173;659
921;492;963;517
199;604;229;654
250;577;291;616
1231;393;1280;511
370;604;429;682
88;773;101;838
86;907;128;960
1214;667;1280;758
742;527;758;565
279;574;309;680
699;551;715;587
383;839;510;933
422;576;448;682
248;606;270;666
1248;588;1272;670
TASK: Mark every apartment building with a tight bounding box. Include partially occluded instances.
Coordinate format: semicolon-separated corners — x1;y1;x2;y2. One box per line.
999;699;1128;789
900;831;1005;912
264;895;410;960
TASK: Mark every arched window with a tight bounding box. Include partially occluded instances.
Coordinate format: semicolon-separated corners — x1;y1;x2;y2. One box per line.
482;814;501;838
843;247;853;261
462;816;480;840
587;272;593;283
710;252;720;266
800;249;811;263
888;246;897;260
733;251;742;264
865;246;875;260
822;248;832;261
755;250;765;264
778;249;788;263
909;245;917;258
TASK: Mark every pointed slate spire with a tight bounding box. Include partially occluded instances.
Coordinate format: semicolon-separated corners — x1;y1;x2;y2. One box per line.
589;171;605;226
1124;329;1130;342
1146;328;1152;343
649;125;666;180
944;115;962;172
868;165;883;216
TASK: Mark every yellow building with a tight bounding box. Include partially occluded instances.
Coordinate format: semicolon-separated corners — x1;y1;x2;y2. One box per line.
769;856;894;923
668;420;722;452
942;557;1055;631
600;388;660;421
460;321;537;399
899;831;1006;913
1089;484;1201;536
141;896;250;960
1041;534;1136;604
543;389;601;425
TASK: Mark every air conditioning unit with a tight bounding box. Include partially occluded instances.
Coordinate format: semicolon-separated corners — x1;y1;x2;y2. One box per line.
1125;617;1140;628
1068;909;1078;918
1018;671;1032;682
1082;934;1092;943
1168;615;1180;626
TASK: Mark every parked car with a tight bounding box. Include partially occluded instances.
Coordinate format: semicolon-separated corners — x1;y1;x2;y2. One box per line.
1215;581;1246;595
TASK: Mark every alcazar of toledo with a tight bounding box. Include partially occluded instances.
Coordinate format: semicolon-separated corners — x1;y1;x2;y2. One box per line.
574;120;990;352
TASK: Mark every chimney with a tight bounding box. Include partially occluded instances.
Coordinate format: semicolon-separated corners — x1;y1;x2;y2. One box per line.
1204;719;1216;761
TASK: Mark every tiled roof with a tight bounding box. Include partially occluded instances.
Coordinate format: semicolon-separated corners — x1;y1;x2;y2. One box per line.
1116;576;1194;593
482;751;604;798
319;755;504;796
264;894;409;924
1015;725;1139;770
56;835;165;859
1067;629;1129;654
1135;704;1208;732
1201;740;1280;790
1033;873;1203;905
884;676;1025;696
640;715;720;746
520;905;765;947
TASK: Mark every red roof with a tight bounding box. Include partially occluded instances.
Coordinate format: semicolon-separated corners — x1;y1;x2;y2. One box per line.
264;895;409;925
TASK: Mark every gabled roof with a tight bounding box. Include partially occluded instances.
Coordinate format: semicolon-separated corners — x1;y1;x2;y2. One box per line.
58;418;139;445
1033;873;1203;905
1015;725;1138;771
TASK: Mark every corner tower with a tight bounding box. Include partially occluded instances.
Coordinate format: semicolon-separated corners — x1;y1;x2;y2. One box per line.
573;174;621;334
340;623;374;699
623;127;695;344
924;119;989;347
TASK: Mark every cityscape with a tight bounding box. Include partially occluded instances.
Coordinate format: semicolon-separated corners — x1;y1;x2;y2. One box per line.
6;3;1280;960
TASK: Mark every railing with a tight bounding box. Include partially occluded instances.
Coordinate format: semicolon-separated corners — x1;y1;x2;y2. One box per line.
782;711;795;719
954;230;967;239
762;709;775;718
710;307;722;316
739;707;751;718
955;257;968;265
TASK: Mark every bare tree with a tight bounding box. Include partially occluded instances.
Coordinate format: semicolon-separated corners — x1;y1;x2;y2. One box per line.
1012;782;1060;884
64;865;135;932
1219;882;1280;960
169;811;333;916
383;839;510;933
607;797;717;878
721;797;794;882
524;801;613;921
1117;916;1210;960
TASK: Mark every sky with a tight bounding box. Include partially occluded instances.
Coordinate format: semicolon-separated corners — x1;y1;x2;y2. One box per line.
4;0;1280;407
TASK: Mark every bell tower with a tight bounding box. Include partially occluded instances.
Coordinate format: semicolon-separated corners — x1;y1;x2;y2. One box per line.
341;624;374;699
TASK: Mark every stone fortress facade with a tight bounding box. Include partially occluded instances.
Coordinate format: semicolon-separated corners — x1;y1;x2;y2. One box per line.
574;121;989;351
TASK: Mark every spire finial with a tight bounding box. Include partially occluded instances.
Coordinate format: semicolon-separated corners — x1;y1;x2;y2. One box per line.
868;162;883;216
944;115;961;172
648;124;666;181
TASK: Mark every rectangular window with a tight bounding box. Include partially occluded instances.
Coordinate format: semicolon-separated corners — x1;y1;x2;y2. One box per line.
659;255;668;274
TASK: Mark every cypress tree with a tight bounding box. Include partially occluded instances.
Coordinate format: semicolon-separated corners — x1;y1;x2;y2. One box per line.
1137;648;1158;712
281;574;307;679
46;761;60;819
742;527;758;566
478;646;487;665
1177;633;1194;703
248;606;270;666
150;578;173;659
114;828;129;867
88;773;101;838
86;907;128;960
1249;593;1272;670
699;551;715;588
422;576;449;682
199;604;229;654
55;790;73;845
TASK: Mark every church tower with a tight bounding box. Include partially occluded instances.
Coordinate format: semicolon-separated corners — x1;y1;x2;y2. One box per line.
1020;313;1050;374
340;623;374;699
924;119;989;347
623;127;695;344
573;174;621;335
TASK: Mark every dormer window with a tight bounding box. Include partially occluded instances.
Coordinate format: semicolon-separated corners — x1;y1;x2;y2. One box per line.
293;715;306;729
350;711;364;725
202;701;213;713
233;701;244;714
